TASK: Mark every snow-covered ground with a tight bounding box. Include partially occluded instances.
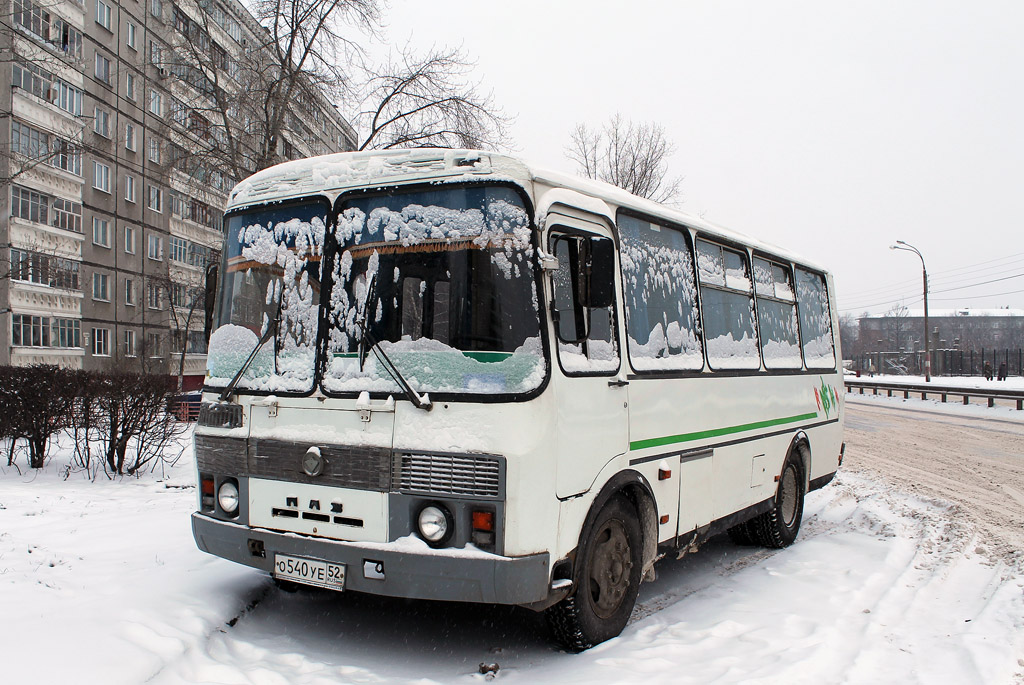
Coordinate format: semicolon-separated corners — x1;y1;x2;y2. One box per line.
2;420;1023;684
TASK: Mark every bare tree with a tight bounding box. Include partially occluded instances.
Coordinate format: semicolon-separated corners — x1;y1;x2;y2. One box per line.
159;0;510;193
353;45;512;151
566;114;683;204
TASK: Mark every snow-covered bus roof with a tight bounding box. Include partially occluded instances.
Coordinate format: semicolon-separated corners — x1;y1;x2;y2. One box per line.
227;148;829;274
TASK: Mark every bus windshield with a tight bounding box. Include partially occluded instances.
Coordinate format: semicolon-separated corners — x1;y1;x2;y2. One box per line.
324;185;545;397
206;200;327;394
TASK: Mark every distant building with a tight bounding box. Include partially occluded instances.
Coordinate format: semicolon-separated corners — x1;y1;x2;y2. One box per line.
859;308;1024;353
1;0;355;389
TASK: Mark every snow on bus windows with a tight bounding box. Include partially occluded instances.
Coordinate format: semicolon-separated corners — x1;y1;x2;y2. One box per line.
323;186;545;396
618;214;703;371
796;267;836;369
696;239;759;370
753;257;801;369
206;201;327;393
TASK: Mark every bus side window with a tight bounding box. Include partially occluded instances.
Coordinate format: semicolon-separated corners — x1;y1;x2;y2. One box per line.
795;267;836;369
550;233;619;374
696;239;760;370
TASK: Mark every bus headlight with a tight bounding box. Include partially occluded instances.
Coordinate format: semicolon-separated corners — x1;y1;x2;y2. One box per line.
416;503;453;546
218;480;239;515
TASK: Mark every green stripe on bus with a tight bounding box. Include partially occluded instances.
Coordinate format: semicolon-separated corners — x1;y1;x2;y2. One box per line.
629;412;819;452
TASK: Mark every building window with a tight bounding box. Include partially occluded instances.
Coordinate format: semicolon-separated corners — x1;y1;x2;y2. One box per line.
92;272;110;301
53;319;81;348
126;21;137;49
146;332;162;358
150;0;162;20
10;120;48;160
125;122;137;151
12;0;50;41
9;248;80;290
52;139;82;175
51;197;82;233
12;314;50;347
148;89;162;116
148;137;161;163
125;174;136;202
147;234;163;260
147;185;162;212
92;216;110;247
125;277;136;305
149;39;163;66
92;327;110;356
53;80;83;116
93;161;110;192
94;52;111;85
125;225;136;253
169;236;188;263
11;185;49;224
125;329;136;357
147;281;163;310
126;71;136;100
94;107;110;137
95;0;112;30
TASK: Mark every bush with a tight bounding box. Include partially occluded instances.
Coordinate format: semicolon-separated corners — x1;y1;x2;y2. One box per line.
0;365;78;469
0;366;187;475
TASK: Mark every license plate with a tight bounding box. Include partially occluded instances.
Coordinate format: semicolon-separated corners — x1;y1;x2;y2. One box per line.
273;554;346;590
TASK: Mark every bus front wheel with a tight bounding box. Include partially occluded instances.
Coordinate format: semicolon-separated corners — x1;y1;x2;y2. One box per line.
546;495;643;652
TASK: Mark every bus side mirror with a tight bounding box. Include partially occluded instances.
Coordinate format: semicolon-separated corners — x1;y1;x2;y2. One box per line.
204;264;218;343
586;238;615;309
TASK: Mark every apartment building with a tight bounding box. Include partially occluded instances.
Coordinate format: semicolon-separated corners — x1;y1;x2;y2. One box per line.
1;0;355;388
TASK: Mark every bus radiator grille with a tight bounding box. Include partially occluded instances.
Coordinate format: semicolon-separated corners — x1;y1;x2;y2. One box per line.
395;453;504;499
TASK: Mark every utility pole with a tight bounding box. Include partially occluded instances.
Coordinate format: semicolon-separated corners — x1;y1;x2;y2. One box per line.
890;240;930;382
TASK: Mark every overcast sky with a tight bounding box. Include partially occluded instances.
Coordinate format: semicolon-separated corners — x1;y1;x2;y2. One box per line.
384;0;1024;316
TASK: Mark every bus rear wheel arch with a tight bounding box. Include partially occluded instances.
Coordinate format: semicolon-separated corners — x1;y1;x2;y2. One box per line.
546;494;644;651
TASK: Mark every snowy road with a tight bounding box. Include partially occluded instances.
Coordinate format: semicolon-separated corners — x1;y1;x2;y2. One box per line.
2;400;1024;684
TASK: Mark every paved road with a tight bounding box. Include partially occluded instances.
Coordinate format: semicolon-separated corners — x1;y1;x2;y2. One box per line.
844;396;1024;568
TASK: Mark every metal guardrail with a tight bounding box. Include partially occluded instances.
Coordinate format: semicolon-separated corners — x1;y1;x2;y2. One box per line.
844;379;1024;410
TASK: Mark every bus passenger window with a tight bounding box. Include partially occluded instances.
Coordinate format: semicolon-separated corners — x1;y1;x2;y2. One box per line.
550;233;619;374
796;268;836;368
697;239;760;370
618;215;703;371
753;257;800;369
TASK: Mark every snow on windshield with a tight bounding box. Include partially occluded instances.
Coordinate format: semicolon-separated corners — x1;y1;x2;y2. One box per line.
325;190;545;396
206;207;326;393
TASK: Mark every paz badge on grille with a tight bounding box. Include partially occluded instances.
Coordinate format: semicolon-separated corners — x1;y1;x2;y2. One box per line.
302;446;325;477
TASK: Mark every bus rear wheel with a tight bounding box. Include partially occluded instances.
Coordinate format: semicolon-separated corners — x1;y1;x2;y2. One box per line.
546;495;642;652
749;448;806;548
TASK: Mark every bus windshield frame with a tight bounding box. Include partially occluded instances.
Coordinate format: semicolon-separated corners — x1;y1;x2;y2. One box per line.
204;182;550;402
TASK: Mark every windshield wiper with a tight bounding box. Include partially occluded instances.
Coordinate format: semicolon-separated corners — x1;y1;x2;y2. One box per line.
357;274;432;411
218;309;281;402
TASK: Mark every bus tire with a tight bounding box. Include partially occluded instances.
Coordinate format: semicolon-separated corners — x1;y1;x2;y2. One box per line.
546;495;642;652
750;449;806;549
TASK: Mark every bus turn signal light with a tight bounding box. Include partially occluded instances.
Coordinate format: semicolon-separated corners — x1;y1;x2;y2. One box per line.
472;510;494;531
658;468;671;480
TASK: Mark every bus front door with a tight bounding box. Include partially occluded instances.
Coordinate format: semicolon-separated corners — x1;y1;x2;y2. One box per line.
547;214;629;499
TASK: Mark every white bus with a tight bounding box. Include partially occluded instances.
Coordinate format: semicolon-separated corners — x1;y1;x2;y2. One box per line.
192;149;844;651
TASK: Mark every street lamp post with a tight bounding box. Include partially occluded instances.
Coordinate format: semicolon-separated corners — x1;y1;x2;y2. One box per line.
890;240;931;382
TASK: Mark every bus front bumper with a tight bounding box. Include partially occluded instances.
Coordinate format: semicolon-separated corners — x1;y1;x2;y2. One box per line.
192;513;551;605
